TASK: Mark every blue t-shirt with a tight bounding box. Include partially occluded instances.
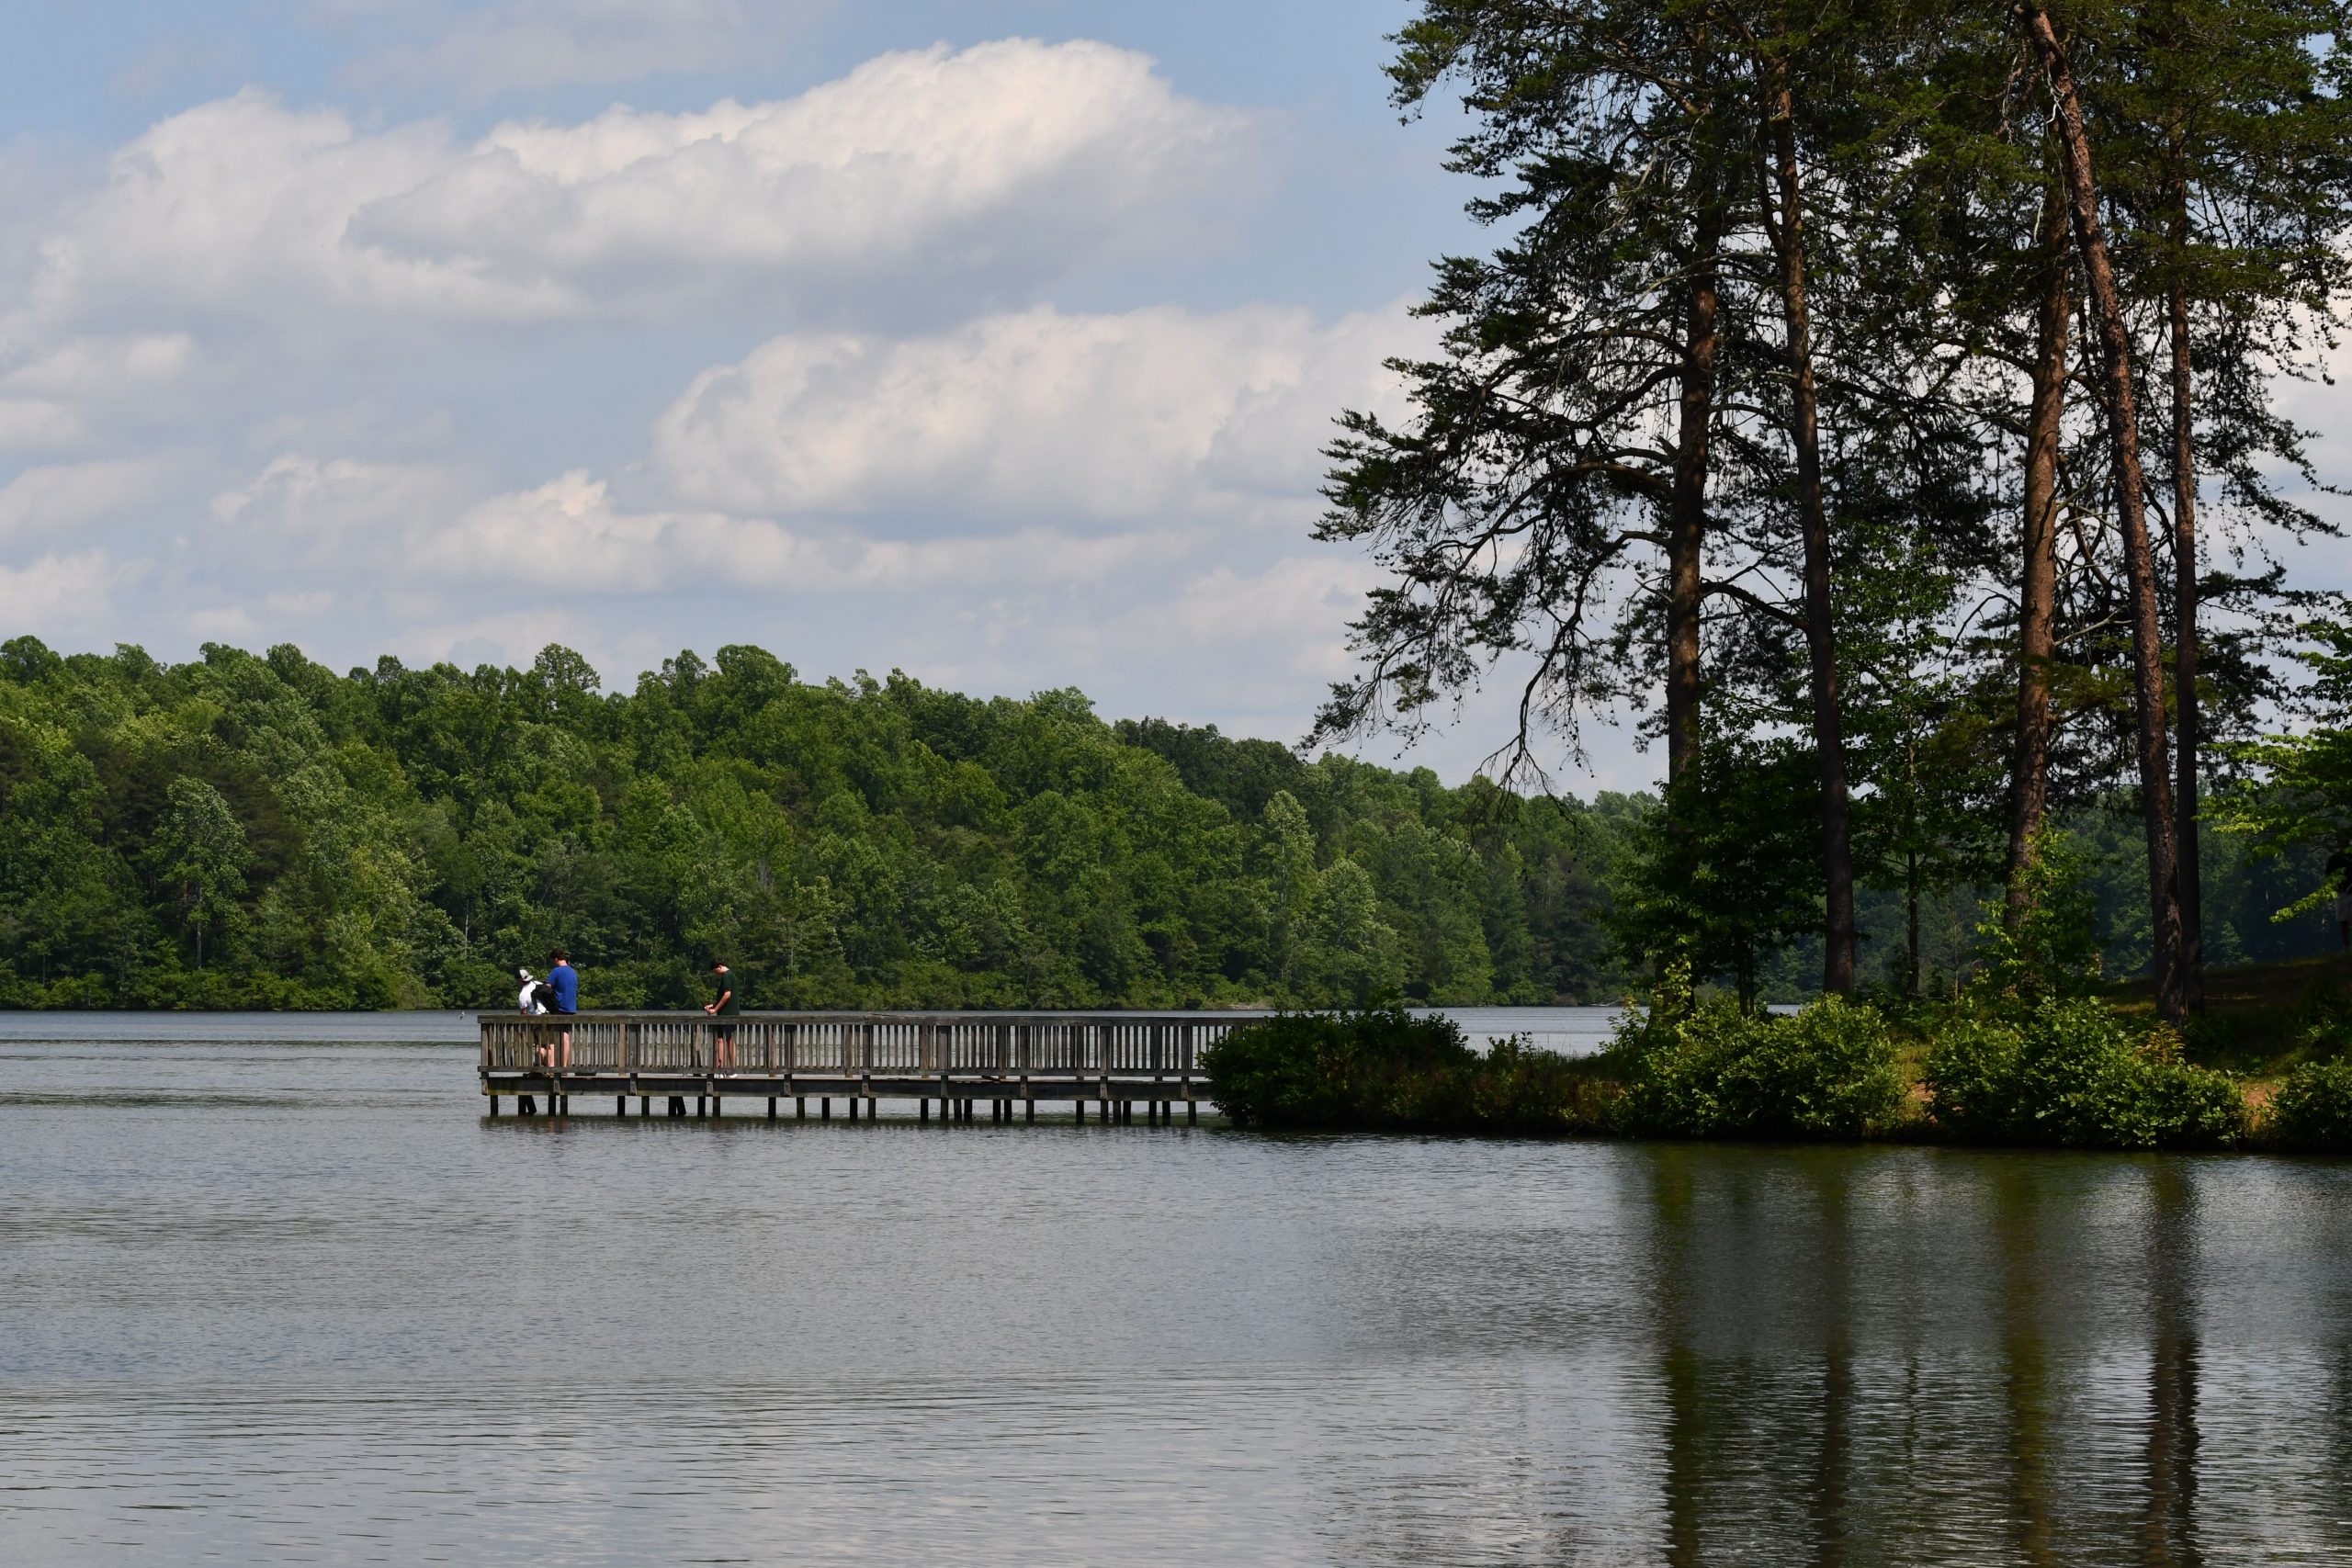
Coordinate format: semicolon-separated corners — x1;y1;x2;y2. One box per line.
548;965;579;1014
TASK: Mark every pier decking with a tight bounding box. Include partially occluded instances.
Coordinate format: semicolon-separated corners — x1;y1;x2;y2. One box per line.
480;1012;1238;1123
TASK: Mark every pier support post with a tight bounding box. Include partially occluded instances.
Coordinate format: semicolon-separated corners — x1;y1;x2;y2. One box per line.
639;1095;650;1118
868;1096;877;1119
669;1095;686;1117
488;1094;499;1117
1188;1100;1197;1126
519;1095;537;1115
616;1096;626;1117
1025;1098;1035;1123
767;1097;777;1120
920;1098;929;1122
1075;1099;1085;1123
821;1098;831;1120
796;1096;806;1119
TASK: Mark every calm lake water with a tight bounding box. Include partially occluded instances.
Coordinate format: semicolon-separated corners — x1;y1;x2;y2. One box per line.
5;1010;2351;1565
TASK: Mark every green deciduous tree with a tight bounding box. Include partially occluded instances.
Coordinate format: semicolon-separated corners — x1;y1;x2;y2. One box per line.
153;775;250;970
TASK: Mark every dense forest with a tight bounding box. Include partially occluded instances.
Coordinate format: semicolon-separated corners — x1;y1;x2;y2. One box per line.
0;637;1642;1010
1319;0;2352;1020
0;635;2333;1012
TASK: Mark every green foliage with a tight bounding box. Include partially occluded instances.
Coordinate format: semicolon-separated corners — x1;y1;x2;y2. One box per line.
1610;740;1822;1010
0;637;1629;1010
2268;1059;2352;1152
153;776;250;969
1972;830;2105;1002
2216;620;2352;919
1923;998;2245;1149
1605;967;1905;1140
1202;1009;1611;1134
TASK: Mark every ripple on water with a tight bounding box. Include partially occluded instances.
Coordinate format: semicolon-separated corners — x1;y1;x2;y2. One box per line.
2;1017;2351;1565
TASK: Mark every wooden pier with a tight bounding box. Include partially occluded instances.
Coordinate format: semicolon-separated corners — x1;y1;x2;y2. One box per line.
480;1012;1240;1124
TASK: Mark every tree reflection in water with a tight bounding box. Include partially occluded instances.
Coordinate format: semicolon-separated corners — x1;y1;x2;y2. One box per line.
1629;1145;2335;1566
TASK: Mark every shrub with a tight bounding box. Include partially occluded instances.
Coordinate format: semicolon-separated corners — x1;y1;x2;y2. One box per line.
1465;1036;1620;1135
1922;1014;2027;1138
1203;1008;1471;1128
2269;1059;2352;1151
1202;1009;1611;1134
1924;998;2245;1149
1609;990;1905;1140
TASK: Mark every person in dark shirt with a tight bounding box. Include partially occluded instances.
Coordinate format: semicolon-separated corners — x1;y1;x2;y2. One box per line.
547;949;579;1071
704;960;739;1072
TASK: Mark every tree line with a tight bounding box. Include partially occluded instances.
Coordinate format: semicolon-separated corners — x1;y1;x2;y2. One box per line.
0;637;1642;1010
1318;0;2352;1018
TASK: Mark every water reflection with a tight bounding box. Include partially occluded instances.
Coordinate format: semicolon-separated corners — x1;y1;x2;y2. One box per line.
3;1027;2351;1565
1621;1146;2352;1566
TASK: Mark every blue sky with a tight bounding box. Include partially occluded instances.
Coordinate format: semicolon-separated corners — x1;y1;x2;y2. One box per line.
1;0;1616;786
4;4;2341;794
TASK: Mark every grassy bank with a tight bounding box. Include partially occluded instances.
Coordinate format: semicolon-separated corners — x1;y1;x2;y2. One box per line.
1202;955;2352;1152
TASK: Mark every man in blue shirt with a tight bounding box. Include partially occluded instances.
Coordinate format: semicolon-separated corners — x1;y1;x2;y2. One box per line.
547;948;579;1071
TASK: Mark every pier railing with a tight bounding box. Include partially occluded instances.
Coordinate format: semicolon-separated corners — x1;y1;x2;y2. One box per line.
480;1013;1242;1077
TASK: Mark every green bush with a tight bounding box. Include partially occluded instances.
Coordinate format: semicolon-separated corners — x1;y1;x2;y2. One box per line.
1609;989;1905;1140
1924;998;2245;1149
1920;1014;2026;1138
2268;1059;2352;1151
1202;1009;1610;1134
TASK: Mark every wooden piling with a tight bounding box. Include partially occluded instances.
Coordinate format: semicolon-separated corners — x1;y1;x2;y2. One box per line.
488;1094;499;1117
767;1096;777;1120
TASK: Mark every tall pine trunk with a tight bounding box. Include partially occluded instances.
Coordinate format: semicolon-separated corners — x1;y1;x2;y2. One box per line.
1766;55;1857;994
2166;145;2205;1008
2027;7;2189;1023
1668;180;1724;790
2007;174;2070;919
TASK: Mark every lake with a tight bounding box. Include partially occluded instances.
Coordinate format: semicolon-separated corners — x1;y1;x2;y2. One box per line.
4;1011;2350;1565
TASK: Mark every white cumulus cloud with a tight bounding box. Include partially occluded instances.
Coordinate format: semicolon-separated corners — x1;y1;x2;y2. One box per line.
0;550;144;637
0;457;179;541
18;42;1261;334
649;300;1421;527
